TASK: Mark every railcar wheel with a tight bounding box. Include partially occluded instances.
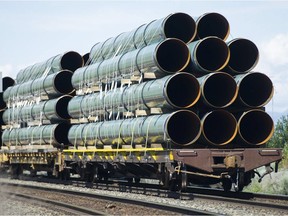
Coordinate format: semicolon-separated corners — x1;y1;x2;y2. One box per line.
30;170;37;177
47;171;53;178
169;167;187;191
10;165;22;179
180;171;187;191
134;177;141;184
222;178;232;191
234;170;245;192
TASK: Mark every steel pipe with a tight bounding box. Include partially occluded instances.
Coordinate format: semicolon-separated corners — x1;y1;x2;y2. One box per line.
197;72;238;108
83;53;90;65
2;123;70;147
68;110;201;147
72;38;191;88
186;37;230;75
0;77;15;110
2;76;15;92
1;95;72;125
235;72;273;108
3;70;74;104
237;109;274;146
16;51;83;84
195;12;230;40
225;38;259;74
201;110;237;146
89;12;196;63
68;73;200;119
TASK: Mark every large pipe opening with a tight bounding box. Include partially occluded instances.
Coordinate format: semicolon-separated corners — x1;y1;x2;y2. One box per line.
165;73;200;108
155;38;190;73
196;12;230;40
166;110;201;146
238;72;273;107
2;77;15;91
54;123;71;145
227;38;259;73
82;53;90;66
201;72;237;108
55;95;72;120
238;110;274;145
164;13;196;43
60;51;84;72
53;70;74;95
194;37;230;72
202;110;237;146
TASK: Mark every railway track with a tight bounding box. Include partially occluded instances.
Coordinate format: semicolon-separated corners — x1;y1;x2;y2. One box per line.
0;181;213;215
2;191;105;215
188;186;288;212
1;175;288;215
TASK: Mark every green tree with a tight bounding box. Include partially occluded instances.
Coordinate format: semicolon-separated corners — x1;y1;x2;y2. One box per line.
267;114;288;168
268;115;288;148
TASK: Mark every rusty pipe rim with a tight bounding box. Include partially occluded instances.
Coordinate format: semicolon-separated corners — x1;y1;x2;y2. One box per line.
51;70;74;95
200;72;238;108
201;110;238;146
227;38;259;74
237;72;274;108
166;110;201;146
192;36;230;73
238;109;274;145
163;12;197;43
196;12;230;41
60;51;84;72
154;38;191;73
164;72;201;109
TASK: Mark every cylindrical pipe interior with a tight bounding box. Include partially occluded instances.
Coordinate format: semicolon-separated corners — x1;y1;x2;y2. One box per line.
166;73;200;108
238;110;274;145
82;53;90;65
55;96;72;120
156;39;190;72
2;77;15;91
238;72;273;107
166;111;201;146
54;123;71;145
228;39;259;73
60;51;84;72
202;73;237;108
164;13;196;43
202;110;237;145
195;37;230;72
53;70;74;95
196;12;230;40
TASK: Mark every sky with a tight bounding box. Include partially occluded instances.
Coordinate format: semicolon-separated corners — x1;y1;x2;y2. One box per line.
0;0;287;122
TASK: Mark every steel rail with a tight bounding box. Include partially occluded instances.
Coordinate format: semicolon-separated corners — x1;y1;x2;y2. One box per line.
2;191;105;215
1;182;213;215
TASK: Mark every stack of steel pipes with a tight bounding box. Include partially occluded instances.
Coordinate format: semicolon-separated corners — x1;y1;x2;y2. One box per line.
1;52;83;147
0;12;274;150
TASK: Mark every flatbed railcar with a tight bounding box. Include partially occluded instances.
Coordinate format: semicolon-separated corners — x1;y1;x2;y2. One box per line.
0;11;283;192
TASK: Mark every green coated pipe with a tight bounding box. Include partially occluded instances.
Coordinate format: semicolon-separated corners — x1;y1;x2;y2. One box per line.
89;12;196;63
68;73;200;119
186;37;230;76
197;72;238;108
16;51;83;84
224;38;259;74
234;72;274;108
194;12;230;41
201;110;237;146
68;110;201;147
236;109;274;146
72;38;190;88
2;123;70;147
3;70;74;104
1;95;72;125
